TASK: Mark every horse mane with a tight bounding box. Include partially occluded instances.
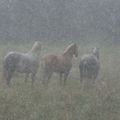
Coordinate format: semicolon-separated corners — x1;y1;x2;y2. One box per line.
92;47;99;59
63;43;75;55
28;41;41;54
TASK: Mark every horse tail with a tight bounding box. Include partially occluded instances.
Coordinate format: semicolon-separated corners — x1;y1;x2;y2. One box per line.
2;52;19;83
2;61;7;81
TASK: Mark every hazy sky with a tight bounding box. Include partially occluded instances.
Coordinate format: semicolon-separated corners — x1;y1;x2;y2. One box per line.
0;0;120;43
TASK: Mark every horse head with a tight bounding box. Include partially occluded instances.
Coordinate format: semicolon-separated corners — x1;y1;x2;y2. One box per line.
73;43;78;57
63;43;78;58
29;41;42;55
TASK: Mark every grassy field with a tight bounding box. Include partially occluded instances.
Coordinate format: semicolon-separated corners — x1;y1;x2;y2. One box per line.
0;41;120;120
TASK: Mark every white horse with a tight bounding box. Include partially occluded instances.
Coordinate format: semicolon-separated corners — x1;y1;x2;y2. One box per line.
3;41;41;86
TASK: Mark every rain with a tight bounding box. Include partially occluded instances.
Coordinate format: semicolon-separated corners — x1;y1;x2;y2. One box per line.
0;0;120;120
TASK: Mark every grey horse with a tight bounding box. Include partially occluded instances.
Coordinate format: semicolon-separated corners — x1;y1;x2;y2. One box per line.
79;47;100;84
3;41;41;86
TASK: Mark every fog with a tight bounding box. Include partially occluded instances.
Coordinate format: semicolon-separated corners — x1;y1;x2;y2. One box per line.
0;0;120;43
0;1;120;119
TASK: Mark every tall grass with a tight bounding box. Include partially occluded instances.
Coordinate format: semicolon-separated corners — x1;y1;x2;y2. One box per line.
0;41;120;120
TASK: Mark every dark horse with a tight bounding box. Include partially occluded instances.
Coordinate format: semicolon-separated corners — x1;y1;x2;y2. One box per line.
41;43;78;85
3;41;41;86
79;47;100;84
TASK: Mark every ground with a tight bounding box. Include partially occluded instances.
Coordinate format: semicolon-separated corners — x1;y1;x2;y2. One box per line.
0;41;120;120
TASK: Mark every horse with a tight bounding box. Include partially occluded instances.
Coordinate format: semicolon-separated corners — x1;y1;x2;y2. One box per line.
41;43;78;86
79;47;100;84
3;41;41;86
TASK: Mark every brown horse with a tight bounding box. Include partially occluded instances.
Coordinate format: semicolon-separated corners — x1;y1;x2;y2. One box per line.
41;43;78;85
3;41;41;86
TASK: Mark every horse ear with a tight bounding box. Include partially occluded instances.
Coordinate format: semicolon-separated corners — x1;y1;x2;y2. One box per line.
35;41;41;45
71;43;76;46
35;40;41;43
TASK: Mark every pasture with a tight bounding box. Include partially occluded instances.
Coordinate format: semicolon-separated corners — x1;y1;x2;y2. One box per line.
0;41;120;120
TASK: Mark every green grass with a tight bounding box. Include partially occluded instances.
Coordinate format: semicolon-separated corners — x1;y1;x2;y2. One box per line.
0;41;120;120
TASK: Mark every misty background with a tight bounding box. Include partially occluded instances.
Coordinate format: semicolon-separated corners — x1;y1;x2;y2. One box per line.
0;0;120;44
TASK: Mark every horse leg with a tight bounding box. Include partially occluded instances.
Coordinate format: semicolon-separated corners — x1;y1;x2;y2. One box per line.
92;74;97;85
80;70;83;84
43;67;53;85
25;73;29;83
6;74;10;87
80;69;87;89
6;70;14;87
42;69;50;85
31;73;36;87
2;65;7;81
59;72;63;85
47;71;52;85
63;72;69;86
80;74;84;90
42;70;46;85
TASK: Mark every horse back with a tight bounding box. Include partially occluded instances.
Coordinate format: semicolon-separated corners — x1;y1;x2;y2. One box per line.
42;54;72;72
42;54;58;67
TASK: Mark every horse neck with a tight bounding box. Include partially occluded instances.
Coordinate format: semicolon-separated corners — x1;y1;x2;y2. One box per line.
27;49;40;58
93;52;99;60
63;50;74;60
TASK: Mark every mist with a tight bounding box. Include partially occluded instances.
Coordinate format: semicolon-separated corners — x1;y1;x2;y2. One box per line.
0;0;120;43
0;1;120;120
